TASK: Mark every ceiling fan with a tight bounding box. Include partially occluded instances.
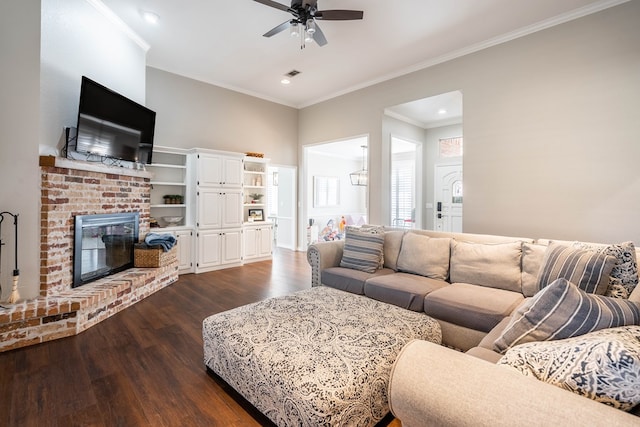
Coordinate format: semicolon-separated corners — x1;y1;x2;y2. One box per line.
254;0;364;47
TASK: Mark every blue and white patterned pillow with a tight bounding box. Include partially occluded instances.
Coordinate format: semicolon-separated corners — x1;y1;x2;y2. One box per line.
498;326;640;411
340;228;384;273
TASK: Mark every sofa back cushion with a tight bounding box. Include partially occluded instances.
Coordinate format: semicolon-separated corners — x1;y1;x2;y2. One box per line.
449;241;523;292
521;242;547;297
383;230;406;271
396;233;450;280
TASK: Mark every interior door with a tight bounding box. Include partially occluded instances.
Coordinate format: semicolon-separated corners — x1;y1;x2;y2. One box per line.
434;163;463;233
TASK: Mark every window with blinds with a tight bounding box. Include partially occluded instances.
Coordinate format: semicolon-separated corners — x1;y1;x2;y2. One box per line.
391;151;415;229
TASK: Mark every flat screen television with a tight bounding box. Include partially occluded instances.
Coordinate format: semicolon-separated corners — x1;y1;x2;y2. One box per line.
74;76;156;164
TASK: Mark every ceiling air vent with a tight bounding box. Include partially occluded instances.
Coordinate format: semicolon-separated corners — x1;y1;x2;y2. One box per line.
285;70;301;78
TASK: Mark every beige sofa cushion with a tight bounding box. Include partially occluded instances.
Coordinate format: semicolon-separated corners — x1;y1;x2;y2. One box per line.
424;283;524;333
396;233;451;280
321;267;394;295
383;230;406;271
364;273;448;312
450;241;523;292
521;242;547;297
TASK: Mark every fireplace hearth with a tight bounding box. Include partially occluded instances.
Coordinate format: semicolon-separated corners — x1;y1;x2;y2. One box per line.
73;212;140;288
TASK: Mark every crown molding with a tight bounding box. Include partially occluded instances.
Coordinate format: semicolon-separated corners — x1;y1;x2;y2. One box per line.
300;0;630;109
86;0;150;52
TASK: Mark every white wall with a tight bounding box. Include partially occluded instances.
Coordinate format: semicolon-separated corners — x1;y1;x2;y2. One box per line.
300;2;640;243
40;0;148;155
0;1;41;300
0;0;148;300
145;67;299;166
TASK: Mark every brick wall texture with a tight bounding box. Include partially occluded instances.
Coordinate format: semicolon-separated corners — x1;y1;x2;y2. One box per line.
0;162;177;353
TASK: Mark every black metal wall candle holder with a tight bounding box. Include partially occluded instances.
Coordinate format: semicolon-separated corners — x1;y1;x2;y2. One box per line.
0;211;20;304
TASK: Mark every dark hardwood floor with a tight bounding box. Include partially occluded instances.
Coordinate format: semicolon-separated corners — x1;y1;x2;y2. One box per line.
0;249;313;426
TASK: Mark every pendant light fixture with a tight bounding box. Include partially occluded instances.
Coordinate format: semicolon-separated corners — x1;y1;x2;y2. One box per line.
350;145;368;186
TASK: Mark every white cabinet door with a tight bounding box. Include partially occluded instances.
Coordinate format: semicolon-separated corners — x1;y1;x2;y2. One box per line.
243;227;258;259
242;225;272;261
222;190;243;228
175;230;193;273
222;229;242;264
222;157;243;187
197;189;222;229
197;229;221;269
258;227;273;257
197;153;242;187
197;153;223;186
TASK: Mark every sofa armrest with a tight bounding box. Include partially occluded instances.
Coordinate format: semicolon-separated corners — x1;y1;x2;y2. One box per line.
389;340;638;427
307;240;345;287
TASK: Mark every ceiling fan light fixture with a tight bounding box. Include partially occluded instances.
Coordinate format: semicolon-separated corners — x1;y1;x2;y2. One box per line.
290;22;300;38
306;19;316;34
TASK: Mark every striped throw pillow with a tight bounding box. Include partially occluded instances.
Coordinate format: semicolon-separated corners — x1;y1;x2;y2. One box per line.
493;278;640;353
536;243;617;294
339;228;385;273
571;241;639;299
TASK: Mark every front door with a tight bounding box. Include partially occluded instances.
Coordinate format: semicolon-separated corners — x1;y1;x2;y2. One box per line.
434;164;463;233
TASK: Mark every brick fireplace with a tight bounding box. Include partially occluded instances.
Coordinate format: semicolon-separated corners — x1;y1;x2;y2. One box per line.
0;156;179;352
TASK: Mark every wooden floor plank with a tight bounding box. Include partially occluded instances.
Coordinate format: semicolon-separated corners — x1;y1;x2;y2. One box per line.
0;249;396;426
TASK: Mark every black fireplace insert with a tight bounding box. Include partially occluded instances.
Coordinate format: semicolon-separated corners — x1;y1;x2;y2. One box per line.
73;212;140;288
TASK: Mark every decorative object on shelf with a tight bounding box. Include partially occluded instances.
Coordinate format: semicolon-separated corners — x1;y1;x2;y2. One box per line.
350;145;368;186
163;194;183;204
245;152;264;158
162;216;184;226
249;193;264;204
248;209;264;221
0;211;21;304
150;217;160;228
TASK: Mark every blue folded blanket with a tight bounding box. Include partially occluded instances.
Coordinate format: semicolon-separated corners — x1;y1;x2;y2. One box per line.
144;233;177;252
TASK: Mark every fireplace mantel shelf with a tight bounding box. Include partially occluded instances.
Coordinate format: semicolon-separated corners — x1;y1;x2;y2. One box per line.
39;155;153;179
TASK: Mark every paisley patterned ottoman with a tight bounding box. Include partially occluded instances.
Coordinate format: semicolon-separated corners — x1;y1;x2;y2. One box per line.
203;286;441;426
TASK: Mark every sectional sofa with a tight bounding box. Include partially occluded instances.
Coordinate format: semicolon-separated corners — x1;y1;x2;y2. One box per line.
307;226;640;425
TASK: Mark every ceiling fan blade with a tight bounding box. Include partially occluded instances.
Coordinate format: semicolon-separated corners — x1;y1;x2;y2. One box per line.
263;20;293;38
253;0;290;12
312;22;328;46
315;10;364;20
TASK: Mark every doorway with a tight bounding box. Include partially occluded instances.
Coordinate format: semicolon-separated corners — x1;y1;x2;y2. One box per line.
267;165;297;250
301;136;369;248
434;163;463;232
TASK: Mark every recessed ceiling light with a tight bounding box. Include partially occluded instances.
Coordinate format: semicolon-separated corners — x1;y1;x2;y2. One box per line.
281;78;291;85
142;11;160;24
438;108;447;115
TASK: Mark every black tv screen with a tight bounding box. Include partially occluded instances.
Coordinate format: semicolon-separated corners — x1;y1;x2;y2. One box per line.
75;76;156;164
